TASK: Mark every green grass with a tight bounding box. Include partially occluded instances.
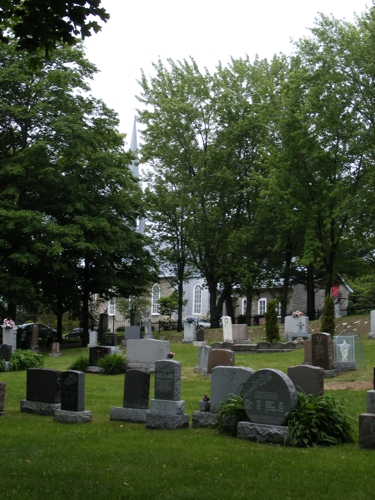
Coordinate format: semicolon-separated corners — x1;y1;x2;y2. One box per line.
1;336;375;499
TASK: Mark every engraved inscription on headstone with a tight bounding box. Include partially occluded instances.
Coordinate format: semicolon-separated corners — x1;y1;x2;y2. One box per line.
89;346;111;366
104;333;117;346
154;360;181;401
243;368;297;425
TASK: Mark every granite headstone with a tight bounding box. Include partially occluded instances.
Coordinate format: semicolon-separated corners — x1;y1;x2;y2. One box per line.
242;368;297;425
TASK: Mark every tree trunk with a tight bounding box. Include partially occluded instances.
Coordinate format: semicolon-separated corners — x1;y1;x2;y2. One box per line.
245;285;254;326
306;265;316;319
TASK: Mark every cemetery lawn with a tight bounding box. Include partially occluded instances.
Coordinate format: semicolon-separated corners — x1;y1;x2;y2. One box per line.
1;326;375;499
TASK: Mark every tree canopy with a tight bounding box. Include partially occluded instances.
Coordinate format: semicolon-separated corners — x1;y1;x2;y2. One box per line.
0;0;109;56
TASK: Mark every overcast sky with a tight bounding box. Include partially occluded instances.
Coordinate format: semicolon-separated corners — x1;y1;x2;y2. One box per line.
83;0;370;143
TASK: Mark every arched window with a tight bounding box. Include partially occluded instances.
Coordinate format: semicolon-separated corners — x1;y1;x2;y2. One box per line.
151;284;160;315
193;284;202;315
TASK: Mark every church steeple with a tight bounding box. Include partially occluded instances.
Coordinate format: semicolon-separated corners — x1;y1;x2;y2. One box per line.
129;116;145;233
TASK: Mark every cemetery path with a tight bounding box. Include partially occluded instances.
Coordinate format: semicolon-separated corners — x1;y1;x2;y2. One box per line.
325;380;372;390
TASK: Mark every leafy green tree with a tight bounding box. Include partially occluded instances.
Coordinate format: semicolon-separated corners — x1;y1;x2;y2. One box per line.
0;41;157;343
157;291;187;320
0;0;109;56
320;295;335;337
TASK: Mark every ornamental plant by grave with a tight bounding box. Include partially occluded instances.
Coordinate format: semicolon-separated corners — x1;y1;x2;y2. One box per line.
67;354;90;371
0;355;5;371
286;390;355;447
97;352;126;375
9;349;43;371
265;299;280;342
320;294;335;336
216;393;248;436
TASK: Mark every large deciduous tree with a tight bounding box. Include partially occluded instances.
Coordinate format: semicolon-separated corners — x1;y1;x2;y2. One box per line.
0;41;157;343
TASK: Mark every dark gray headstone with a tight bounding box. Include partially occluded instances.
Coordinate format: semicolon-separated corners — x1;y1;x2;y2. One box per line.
123;369;150;409
125;326;142;340
61;370;85;412
243;368;297;425
104;333;117;346
26;368;61;403
287;365;324;396
0;381;5;413
304;340;312;363
89;346;112;366
154;360;181;401
312;333;333;370
0;344;12;362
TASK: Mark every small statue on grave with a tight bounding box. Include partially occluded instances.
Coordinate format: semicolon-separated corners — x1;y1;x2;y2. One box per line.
339;340;350;362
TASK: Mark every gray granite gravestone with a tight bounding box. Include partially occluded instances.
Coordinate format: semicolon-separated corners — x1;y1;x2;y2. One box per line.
126;338;170;371
110;369;151;422
242;368;297;426
194;345;211;375
0;344;12;362
287;365;324;396
312;333;334;370
146;360;189;429
21;368;61;415
210;366;255;412
125;326;142;340
0;381;5;414
207;349;234;374
54;370;92;423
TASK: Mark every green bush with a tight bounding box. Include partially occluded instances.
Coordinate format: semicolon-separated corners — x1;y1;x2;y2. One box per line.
265;299;280;342
286;391;355;447
0;355;5;372
9;349;44;371
216;393;248;436
97;352;126;375
67;354;90;371
116;326;125;332
321;294;335;336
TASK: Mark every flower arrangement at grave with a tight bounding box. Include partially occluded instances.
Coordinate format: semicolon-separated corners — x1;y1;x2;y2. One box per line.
184;315;199;324
199;394;211;412
3;318;15;329
292;310;304;317
167;352;175;359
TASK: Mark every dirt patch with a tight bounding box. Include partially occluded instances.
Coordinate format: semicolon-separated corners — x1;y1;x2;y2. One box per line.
324;380;373;391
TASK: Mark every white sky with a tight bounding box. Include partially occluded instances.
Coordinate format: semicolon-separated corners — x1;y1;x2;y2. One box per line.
83;0;370;143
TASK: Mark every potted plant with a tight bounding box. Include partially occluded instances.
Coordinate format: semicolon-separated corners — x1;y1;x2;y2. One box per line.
199;394;210;412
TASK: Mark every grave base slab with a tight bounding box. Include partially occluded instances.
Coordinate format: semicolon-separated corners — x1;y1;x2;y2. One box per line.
237;421;289;445
20;400;61;416
53;410;92;423
192;410;217;428
145;413;189;429
110;407;150;423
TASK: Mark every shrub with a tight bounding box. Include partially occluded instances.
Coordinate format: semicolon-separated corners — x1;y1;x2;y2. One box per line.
0;355;5;372
265;299;280;342
321;294;335;336
67;355;90;371
286;391;355;447
216;393;248;436
116;326;125;333
9;349;44;371
97;353;126;375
